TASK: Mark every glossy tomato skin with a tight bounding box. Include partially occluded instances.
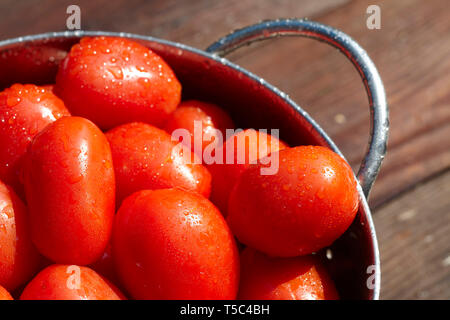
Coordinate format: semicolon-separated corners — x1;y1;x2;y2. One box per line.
20;265;126;300
208;129;287;216
228;146;359;257
238;248;339;300
0;181;41;292
0;84;70;196
0;285;13;300
23;116;115;265
106;122;211;206
113;188;239;300
55;37;181;130
164;100;235;158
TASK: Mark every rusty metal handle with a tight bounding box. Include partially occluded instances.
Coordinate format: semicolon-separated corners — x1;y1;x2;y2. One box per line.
206;19;389;199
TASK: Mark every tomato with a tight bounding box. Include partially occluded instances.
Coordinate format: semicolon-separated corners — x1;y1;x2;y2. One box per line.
0;285;13;300
106;122;211;205
0;84;70;196
164;100;235;159
238;248;339;300
228;146;359;257
113;188;239;299
0;180;41;292
208;129;287;215
20;265;125;300
55;37;181;130
23;116;115;265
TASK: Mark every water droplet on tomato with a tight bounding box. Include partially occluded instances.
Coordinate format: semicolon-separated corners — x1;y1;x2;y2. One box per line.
107;66;124;80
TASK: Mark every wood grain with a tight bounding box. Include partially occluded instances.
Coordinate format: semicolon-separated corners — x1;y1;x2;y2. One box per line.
0;0;348;47
374;169;450;299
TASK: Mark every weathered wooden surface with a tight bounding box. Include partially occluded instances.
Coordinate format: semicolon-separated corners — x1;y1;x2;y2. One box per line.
0;0;448;299
374;169;450;300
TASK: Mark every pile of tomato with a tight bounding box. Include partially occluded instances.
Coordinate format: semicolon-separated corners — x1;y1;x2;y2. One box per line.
0;37;359;300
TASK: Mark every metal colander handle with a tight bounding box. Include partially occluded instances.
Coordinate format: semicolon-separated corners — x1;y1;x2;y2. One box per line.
206;19;389;199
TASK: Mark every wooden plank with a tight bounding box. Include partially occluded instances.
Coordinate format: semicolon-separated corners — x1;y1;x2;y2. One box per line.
373;169;450;299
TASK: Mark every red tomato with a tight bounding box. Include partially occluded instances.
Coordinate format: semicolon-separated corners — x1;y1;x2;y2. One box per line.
228;146;359;257
23;116;115;265
0;180;41;291
0;285;13;300
238;248;339;300
208;129;287;215
164;100;235;158
55;37;181;130
20;265;125;300
106;122;211;205
113;188;239;299
0;84;70;196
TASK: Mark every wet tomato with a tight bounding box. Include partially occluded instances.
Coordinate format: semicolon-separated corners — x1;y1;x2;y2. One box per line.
0;84;70;196
20;264;125;300
239;248;339;300
23;116;115;265
164;100;235;159
106;122;211;206
55;37;181;130
0;285;13;300
228;146;359;257
113;188;239;299
0;181;41;292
